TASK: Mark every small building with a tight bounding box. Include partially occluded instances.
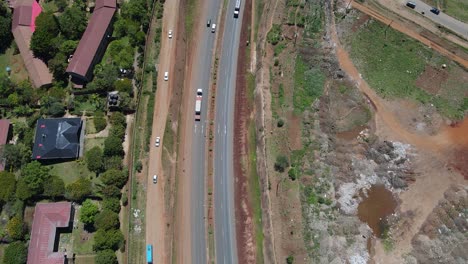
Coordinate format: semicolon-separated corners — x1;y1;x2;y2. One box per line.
32;118;85;160
0;119;12;171
11;0;53;88
66;0;117;85
27;202;73;264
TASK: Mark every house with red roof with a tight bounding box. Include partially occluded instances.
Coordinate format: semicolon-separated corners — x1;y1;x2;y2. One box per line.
11;0;53;88
27;202;73;264
66;0;117;85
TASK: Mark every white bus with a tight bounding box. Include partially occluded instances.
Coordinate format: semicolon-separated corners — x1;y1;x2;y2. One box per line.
234;0;241;18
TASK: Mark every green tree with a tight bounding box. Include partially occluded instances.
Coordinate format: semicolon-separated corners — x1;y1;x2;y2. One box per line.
274;155;289;172
58;6;87;40
3;241;27;264
267;24;282;45
19;161;50;198
104;156;123;170
109;112;126;126
80;199;99;226
87;64;118;91
95;249;118;264
1;143;31;171
101;185;121;199
65;178;92;202
286;255;294;264
93;111;107;133
114;78;133;94
0;171;16;203
0;5;12;52
43;175;65;199
94;209;120;230
104;136;124;157
30;12;59;61
59;39;79;55
93;229;124;251
103;198;121;213
15;178;32;201
101;169;128;188
288;168;298;181
118;92;135;111
6;215;25;240
48;52;68;81
86;146;104;173
109;124;125;139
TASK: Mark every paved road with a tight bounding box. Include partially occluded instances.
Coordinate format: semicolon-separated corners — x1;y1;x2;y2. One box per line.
189;0;222;263
213;0;244;263
405;0;468;39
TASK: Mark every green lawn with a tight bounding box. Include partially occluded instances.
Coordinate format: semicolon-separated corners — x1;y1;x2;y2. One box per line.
348;19;467;119
293;56;325;113
84;138;106;152
74;255;96;264
72;222;95;255
0;47;29;82
48;160;96;185
422;0;468;23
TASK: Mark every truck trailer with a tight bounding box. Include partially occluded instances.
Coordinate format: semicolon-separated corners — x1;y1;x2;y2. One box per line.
234;0;241;18
146;244;153;263
195;89;202;121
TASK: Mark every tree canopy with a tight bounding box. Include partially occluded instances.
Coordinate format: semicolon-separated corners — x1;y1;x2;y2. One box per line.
101;169;128;189
58;6;87;40
80;199;99;226
0;171;16;203
94;209;120;231
43;175;65;199
95;249;118;264
2;241;28;264
17;161;51;200
0;4;12;52
102;198;121;213
93;229;124;251
65;177;92;202
6;215;25;240
104;136;124;157
86;146;104;173
30;12;60;61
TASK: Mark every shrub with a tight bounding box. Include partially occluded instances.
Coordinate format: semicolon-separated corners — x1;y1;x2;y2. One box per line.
93;229;124;251
286;255;294;264
274;155;289;172
80;199;99;226
94;111;107;133
3;241;27;264
65;178;92;202
6;215;25;240
101;169;128;189
104;136;124;157
277;119;284;127
135;160;143;172
288;168;297;181
94;209;120;231
103;198;121;213
95;249;118;264
267;24;282;45
86;146;104;173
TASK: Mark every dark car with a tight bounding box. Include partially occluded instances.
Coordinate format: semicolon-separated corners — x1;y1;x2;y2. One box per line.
207;19;211;27
406;1;416;9
430;7;440;15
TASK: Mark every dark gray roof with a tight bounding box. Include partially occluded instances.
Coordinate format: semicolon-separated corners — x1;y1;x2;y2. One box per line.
32;118;83;160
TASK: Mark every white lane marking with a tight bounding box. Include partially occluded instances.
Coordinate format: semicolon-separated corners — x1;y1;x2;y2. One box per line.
194;124;198;133
224;125;227;134
217;124;220;134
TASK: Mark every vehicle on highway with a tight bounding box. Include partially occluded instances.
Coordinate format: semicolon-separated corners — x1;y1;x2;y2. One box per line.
155;137;160;147
405;1;416;9
211;23;216;33
153;175;158;184
234;0;241;18
168;30;173;39
146;244;153;263
195;89;202;121
207;19;211;27
430;7;440;15
164;71;169;81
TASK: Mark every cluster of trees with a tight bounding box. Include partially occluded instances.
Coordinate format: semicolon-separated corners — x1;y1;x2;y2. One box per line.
0;2;12;52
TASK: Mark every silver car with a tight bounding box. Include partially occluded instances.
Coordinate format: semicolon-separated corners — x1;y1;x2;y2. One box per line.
155;137;160;147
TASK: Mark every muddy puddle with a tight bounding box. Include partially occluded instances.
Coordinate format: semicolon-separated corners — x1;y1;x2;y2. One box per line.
357;185;397;237
336;125;367;140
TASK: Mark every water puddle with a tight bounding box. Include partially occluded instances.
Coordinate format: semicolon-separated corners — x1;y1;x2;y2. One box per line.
336;125;367;140
357;185;397;237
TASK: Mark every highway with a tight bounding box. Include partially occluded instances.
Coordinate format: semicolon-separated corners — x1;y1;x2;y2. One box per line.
406;0;468;40
213;0;244;263
189;0;222;262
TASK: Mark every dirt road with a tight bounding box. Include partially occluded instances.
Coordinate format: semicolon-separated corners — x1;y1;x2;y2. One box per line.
145;0;180;263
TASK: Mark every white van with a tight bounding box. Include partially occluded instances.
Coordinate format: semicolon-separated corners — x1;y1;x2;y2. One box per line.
164;71;169;81
153;175;158;184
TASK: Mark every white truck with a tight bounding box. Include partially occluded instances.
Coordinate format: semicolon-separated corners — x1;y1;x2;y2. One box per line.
195;89;202;121
234;0;241;18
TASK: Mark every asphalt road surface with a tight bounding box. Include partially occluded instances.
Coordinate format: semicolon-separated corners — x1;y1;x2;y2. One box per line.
190;0;222;262
406;0;468;39
213;0;244;263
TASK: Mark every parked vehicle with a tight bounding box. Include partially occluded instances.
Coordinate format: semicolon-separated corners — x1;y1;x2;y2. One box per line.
155;137;160;147
234;0;241;17
430;7;440;15
147;244;153;263
406;1;416;9
211;23;216;33
195;89;202;121
207;19;211;27
168;30;173;39
153;175;158;184
164;71;169;81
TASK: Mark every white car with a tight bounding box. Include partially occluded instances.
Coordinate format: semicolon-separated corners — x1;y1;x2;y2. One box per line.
164;71;169;81
211;23;216;33
153;175;158;184
155;137;160;147
168;30;173;39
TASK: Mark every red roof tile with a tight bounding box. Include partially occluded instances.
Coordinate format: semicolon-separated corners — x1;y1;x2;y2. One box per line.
0;119;10;145
27;202;72;264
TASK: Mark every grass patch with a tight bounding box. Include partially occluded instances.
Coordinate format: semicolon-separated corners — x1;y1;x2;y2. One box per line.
254;0;264;40
293;56;324;113
349;19;467;119
185;0;197;38
72;222;95;254
84;137;106;152
74;256;96;264
163;118;175;155
48;160;96;185
274;42;286;56
0;47;29;82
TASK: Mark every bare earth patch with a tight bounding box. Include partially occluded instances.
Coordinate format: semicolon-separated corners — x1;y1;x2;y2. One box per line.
415;65;449;95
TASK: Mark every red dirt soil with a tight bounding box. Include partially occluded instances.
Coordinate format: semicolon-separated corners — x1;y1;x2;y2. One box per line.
233;0;256;263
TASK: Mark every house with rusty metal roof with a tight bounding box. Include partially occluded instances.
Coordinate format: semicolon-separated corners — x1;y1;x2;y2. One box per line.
32;118;85;160
27;202;73;264
66;0;117;85
11;0;53;88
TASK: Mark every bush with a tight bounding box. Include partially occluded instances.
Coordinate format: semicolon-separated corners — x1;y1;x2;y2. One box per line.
94;111;107;133
95;209;120;230
288;168;297;181
0;171;16;203
101;169;128;189
6;215;25;240
104;136;124;157
43;175;65;199
277;119;284;127
267;24;282;45
86;146;104;173
103;198;121;213
274;155;289;172
65;178;92;202
3;241;27;264
286;255;294;264
135;160;143;172
95;249;118;264
93;229;124;251
80;199;99;226
104;156;123;170
109;112;126;127
121;194;128;206
101;185;122;199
